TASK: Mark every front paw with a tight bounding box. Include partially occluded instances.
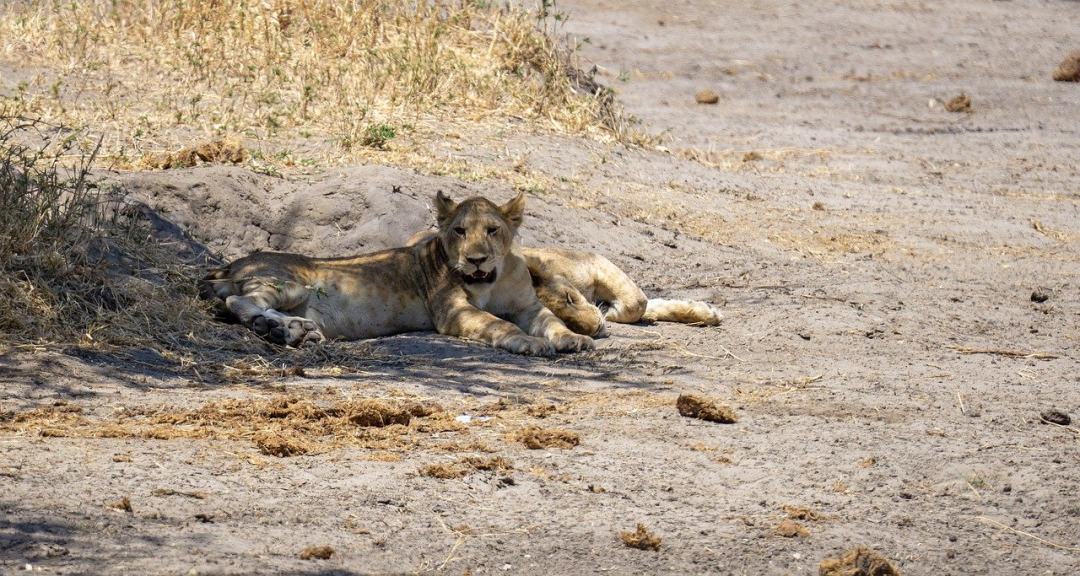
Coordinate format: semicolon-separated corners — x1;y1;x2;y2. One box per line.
265;316;325;347
502;335;556;357
552;332;594;353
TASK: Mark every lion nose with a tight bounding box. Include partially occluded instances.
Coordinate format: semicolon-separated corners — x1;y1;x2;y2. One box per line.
466;256;486;266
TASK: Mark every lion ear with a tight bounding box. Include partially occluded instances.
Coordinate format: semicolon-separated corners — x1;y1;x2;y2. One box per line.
500;192;526;229
435;191;456;226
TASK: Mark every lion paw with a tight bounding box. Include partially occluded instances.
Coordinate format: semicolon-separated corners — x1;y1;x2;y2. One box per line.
502;335;556;357
259;314;324;347
551;332;594;353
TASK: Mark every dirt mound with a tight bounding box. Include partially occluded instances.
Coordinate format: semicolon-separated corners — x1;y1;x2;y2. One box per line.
115;165;601;261
1053;51;1080;81
513;426;580;449
819;547;901;576
676;394;737;423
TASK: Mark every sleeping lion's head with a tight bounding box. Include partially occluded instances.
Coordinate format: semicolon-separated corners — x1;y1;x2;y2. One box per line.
435;190;524;285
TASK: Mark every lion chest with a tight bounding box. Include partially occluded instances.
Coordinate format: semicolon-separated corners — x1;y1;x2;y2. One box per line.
463;262;530;319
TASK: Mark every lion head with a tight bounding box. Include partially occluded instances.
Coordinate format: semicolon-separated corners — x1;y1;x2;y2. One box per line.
435;190;524;285
533;276;607;337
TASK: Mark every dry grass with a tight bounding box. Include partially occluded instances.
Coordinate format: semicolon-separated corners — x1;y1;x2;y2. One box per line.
140;138;248;170
298;545;335;561
818;547;900;576
1052;51;1080;82
419;456;513;479
775;519;810;538
0;394;458;456
512;426;580;449
783;505;823;521
0;0;641;170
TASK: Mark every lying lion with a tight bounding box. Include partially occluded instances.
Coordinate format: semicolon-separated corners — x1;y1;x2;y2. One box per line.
202;191;593;355
406;236;723;337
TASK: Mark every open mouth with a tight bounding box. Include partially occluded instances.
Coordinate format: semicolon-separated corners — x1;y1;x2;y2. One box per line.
461;268;497;284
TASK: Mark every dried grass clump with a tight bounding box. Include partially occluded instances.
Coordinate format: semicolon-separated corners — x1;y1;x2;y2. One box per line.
619;523;662;551
783;504;823;521
0;0;639;167
1052;51;1080;82
944;94;972;113
299;545;335;560
775;519;810;537
819;547;901;576
0;394;452;456
676;394;737;424
513;426;580;449
253;430;316;457
141;138;248;169
419;456;513;479
106;496;133;513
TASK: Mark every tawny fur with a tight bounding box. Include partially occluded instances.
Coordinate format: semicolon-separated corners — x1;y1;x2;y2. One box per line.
201;192;592;356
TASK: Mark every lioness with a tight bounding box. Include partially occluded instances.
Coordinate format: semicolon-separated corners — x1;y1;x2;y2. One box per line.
405;236;722;337
201;192;593;356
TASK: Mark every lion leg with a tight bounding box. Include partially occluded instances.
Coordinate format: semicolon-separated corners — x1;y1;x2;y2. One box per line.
224;279;325;346
434;297;556;356
641;299;723;326
516;302;594;353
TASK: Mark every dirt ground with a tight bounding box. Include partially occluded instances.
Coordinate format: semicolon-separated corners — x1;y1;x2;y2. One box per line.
3;0;1079;574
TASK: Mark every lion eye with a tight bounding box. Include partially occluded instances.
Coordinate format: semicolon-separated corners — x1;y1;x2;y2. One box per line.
486;226;499;237
453;227;466;236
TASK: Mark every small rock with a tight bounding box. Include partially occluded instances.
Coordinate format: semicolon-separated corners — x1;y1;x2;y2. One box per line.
1030;289;1050;303
1040;410;1071;426
695;89;720;104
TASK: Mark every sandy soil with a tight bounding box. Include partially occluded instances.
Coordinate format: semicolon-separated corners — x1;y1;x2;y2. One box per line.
3;1;1079;574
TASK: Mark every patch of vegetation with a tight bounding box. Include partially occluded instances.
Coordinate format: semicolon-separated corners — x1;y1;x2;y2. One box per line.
0;116;369;377
0;0;640;168
358;123;397;151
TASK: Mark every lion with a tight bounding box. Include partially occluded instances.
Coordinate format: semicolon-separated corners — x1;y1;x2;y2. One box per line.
405;238;722;338
200;191;593;356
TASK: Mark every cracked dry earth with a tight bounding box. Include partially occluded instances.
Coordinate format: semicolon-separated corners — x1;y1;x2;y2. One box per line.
2;0;1079;574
